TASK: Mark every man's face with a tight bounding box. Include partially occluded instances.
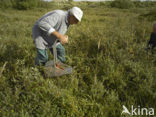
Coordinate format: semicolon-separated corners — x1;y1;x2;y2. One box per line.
153;26;156;33
69;15;79;25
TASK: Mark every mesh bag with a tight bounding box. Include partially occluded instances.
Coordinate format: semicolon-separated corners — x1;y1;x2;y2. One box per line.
44;60;72;77
44;40;72;77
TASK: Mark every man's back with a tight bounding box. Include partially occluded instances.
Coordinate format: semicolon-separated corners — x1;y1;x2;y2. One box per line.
32;9;69;49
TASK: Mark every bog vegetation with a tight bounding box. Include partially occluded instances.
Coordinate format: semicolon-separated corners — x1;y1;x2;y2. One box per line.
0;0;156;117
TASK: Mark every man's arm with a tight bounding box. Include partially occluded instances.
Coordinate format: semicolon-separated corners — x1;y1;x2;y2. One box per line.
38;13;68;44
51;31;68;44
38;13;58;35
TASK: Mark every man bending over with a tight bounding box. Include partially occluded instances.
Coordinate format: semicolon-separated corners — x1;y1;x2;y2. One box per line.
32;7;83;66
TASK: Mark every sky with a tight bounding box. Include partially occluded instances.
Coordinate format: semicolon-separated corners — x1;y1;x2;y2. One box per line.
43;0;106;1
43;0;156;1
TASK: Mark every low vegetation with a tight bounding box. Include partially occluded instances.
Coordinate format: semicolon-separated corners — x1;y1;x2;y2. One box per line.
0;1;156;117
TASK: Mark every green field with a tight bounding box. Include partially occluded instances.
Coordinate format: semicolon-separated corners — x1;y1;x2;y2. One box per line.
0;1;156;117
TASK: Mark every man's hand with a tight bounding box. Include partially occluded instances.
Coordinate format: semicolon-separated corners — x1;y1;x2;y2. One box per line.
52;31;68;44
60;35;68;44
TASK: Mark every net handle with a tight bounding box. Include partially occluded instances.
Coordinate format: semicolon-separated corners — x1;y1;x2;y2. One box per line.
53;40;58;67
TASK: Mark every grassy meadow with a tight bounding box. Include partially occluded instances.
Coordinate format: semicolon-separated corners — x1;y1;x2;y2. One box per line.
0;1;156;117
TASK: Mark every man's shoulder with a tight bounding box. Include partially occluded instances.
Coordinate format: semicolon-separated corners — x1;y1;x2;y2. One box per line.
42;10;66;18
53;10;67;16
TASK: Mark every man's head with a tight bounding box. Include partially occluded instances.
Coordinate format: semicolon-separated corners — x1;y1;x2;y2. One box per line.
68;7;83;25
153;22;156;33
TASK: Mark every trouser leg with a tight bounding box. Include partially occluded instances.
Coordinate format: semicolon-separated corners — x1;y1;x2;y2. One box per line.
50;43;66;63
35;48;48;66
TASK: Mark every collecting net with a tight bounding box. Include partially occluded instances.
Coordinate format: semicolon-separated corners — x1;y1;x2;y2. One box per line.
44;40;72;77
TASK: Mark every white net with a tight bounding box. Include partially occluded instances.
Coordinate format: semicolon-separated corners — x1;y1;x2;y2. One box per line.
44;60;72;77
44;40;72;77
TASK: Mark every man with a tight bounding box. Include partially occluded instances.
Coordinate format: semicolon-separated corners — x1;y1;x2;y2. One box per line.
32;7;83;66
146;23;156;54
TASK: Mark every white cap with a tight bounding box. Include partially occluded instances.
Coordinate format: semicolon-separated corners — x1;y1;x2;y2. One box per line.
69;7;83;22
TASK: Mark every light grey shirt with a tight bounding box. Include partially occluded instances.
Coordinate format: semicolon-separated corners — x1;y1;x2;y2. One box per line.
32;10;70;49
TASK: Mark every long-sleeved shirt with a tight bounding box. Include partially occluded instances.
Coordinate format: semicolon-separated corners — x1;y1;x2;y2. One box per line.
148;32;156;48
32;10;70;49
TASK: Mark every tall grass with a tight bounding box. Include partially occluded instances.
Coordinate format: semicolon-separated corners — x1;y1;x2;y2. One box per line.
111;0;134;9
0;2;156;117
0;0;49;10
111;0;156;9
